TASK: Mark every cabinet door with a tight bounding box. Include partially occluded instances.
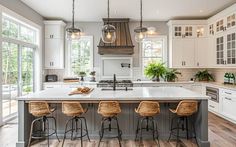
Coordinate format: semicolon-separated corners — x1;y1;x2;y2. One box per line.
208;24;215;36
216;19;225;34
45;38;64;69
173;26;183;38
196;25;207;38
183;25;194;38
226;30;236;65
222;96;236;121
216;35;225;65
195;38;208;67
182;39;195;67
226;12;236;30
45;25;64;39
172;39;184;67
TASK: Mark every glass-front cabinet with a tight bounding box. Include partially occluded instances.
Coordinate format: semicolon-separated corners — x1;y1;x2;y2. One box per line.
216;28;236;66
216;19;224;33
173;25;195;38
227;13;236;29
209;24;214;35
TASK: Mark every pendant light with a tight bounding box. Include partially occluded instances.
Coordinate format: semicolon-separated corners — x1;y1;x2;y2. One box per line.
134;0;147;42
66;0;81;40
101;0;116;43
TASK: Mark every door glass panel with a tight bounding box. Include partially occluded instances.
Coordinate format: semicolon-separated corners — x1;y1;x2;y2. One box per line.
21;47;34;95
2;42;18;118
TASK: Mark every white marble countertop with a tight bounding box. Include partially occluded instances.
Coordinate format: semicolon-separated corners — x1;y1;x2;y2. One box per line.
17;87;208;101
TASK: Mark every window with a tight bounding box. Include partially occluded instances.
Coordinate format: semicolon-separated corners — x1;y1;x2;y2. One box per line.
68;36;93;76
141;36;167;76
1;13;38;121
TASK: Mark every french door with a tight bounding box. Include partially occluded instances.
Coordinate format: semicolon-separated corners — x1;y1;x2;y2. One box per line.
1;42;34;123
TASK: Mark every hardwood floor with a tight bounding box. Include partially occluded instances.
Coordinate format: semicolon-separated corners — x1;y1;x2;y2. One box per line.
1;112;236;147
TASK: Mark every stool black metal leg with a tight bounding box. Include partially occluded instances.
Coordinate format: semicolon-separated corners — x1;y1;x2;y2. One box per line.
185;117;189;140
62;118;73;147
135;117;140;141
176;118;181;147
98;118;105;147
71;118;74;140
191;119;199;147
27;118;42;147
114;117;122;147
139;117;145;146
168;117;174;142
81;117;90;141
155;119;160;147
79;118;83;147
48;116;60;142
151;117;155;141
45;117;50;147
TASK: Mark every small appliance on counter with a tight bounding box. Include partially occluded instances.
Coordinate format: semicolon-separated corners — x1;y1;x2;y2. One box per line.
224;72;235;85
63;77;80;83
45;75;58;82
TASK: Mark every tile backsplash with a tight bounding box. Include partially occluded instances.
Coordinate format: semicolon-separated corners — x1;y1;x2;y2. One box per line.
45;68;236;83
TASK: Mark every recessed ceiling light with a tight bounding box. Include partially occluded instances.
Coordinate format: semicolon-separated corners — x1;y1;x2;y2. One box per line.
199;10;203;13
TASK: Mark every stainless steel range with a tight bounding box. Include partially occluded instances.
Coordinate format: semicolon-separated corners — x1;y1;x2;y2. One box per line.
97;74;133;91
97;80;133;88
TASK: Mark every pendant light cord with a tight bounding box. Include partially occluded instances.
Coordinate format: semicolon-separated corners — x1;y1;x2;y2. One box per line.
72;0;75;28
140;0;143;28
107;0;110;25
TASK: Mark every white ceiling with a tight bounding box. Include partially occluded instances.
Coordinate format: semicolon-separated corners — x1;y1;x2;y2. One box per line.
21;0;235;22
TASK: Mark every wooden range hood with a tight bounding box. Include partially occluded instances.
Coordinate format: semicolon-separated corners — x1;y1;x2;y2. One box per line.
98;18;134;55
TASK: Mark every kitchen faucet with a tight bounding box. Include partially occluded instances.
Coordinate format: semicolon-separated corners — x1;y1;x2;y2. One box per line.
113;74;116;91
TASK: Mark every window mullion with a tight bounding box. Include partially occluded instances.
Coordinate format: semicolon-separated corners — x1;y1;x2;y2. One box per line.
18;44;22;97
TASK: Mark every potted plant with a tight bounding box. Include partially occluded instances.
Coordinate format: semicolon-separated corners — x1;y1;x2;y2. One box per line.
89;71;96;82
144;62;167;82
165;69;182;82
79;71;86;81
195;70;214;82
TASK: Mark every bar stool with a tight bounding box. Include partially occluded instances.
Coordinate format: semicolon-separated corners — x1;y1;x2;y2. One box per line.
168;100;198;147
135;101;160;146
61;101;90;147
28;101;60;147
97;101;122;147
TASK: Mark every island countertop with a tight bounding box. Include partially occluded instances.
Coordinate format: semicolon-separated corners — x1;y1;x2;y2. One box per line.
17;87;209;101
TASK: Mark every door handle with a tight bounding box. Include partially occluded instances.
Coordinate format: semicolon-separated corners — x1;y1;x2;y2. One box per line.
225;97;232;101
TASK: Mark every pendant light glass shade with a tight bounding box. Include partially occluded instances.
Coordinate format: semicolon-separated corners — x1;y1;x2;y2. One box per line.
66;0;81;40
101;24;116;43
101;0;116;43
66;27;81;40
134;0;147;43
134;26;148;42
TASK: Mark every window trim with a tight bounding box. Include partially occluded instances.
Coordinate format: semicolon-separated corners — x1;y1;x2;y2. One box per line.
65;36;94;76
140;35;168;79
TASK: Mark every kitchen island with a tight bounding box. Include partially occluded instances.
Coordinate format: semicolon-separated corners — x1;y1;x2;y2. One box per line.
16;87;210;147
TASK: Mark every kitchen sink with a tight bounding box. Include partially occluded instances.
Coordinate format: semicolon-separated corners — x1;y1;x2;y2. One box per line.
101;88;133;91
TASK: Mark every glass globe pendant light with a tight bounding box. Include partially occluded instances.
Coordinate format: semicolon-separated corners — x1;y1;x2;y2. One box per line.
134;0;147;42
101;0;116;43
66;0;81;40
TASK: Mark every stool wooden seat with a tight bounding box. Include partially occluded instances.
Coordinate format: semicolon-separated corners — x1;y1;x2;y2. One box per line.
61;101;90;147
135;101;160;116
97;101;121;117
97;101;122;147
168;100;198;147
28;101;59;147
135;101;160;146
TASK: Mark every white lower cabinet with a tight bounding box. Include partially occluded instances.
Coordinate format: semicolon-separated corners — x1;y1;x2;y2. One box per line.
43;84;61;90
220;89;236;121
208;100;219;113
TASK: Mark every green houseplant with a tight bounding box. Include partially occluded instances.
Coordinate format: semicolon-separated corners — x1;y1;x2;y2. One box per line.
165;69;182;82
144;62;167;81
195;70;214;81
79;71;86;81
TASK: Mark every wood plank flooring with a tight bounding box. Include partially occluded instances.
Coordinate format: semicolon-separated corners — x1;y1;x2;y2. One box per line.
1;112;236;147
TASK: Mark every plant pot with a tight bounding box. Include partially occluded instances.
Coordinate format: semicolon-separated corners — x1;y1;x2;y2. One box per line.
152;77;160;82
80;76;84;81
90;76;96;82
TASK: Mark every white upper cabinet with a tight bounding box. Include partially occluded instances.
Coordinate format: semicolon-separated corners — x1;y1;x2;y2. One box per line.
168;20;208;68
44;20;66;69
44;21;65;39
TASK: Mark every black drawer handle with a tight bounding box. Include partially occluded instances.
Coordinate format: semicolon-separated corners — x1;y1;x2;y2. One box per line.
209;105;215;108
225;97;232;101
225;92;232;95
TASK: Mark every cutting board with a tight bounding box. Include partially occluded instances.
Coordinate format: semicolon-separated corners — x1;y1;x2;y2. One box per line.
69;88;94;96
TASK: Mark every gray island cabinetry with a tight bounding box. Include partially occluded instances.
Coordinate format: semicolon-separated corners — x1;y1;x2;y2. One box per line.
16;87;210;147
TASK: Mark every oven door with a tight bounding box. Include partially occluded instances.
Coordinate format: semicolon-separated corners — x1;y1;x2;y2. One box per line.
206;91;219;103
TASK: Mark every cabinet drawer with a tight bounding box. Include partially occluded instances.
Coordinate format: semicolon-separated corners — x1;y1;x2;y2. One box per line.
43;85;61;90
208;100;219;112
